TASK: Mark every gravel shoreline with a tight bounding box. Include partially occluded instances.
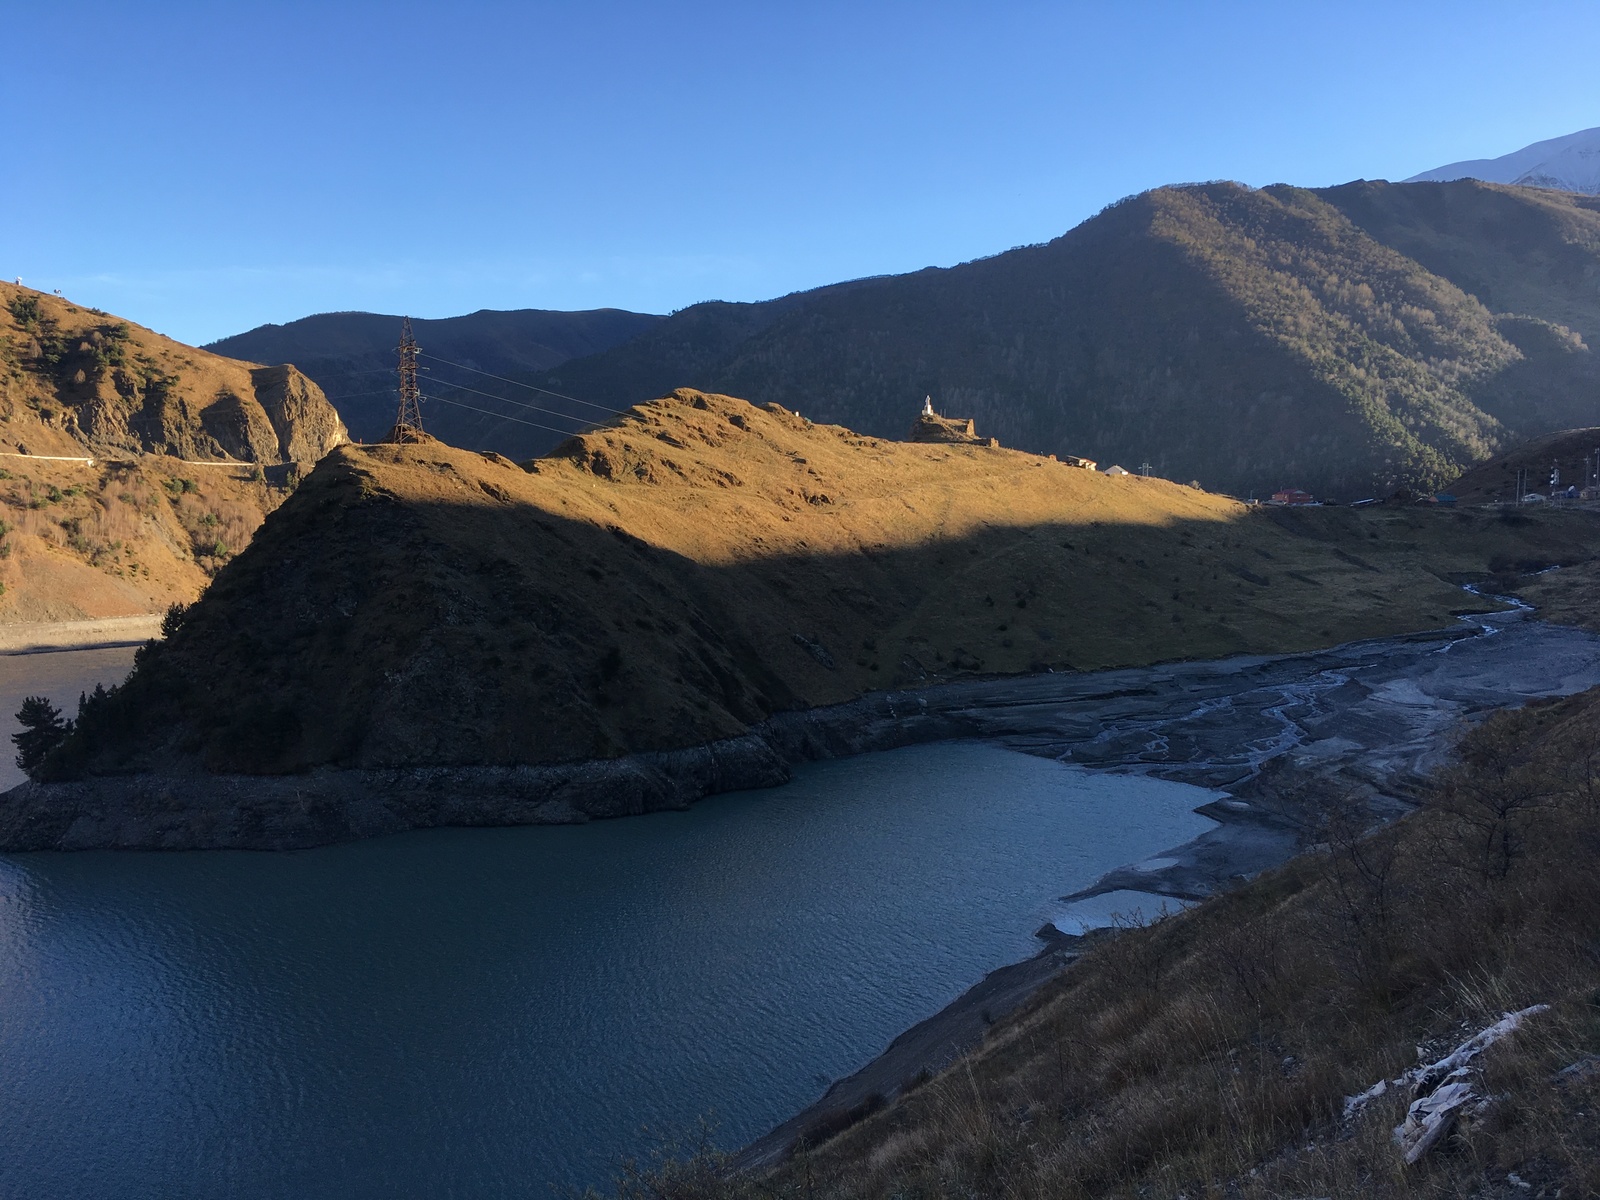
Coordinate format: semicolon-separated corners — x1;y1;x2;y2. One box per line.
0;615;162;655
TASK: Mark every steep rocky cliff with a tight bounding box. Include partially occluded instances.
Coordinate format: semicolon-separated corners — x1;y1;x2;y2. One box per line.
0;284;349;620
1;282;347;465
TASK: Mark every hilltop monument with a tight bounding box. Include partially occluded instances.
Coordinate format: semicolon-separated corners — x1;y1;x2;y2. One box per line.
908;397;995;446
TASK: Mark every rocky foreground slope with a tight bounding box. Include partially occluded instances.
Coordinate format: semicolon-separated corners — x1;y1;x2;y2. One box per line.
720;683;1600;1200
11;389;1600;848
0;284;348;619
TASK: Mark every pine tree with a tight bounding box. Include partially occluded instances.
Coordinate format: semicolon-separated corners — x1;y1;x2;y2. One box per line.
13;696;71;778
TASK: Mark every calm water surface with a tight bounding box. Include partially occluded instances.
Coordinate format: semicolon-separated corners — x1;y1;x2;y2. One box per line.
0;742;1216;1197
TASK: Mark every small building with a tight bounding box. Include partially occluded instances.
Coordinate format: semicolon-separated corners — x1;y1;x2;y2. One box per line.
1434;493;1458;506
1061;455;1097;470
1271;488;1314;505
1102;464;1132;476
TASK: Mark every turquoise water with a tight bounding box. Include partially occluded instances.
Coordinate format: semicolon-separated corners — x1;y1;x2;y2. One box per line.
0;742;1215;1196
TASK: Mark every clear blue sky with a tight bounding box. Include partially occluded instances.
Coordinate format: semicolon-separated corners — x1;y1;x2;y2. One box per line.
2;0;1596;345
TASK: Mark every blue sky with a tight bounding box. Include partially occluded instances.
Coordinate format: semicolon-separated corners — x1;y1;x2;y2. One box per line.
3;0;1596;345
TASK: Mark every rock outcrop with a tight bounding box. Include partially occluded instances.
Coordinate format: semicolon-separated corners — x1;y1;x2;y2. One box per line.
0;284;350;620
253;364;350;463
907;412;995;446
0;282;348;466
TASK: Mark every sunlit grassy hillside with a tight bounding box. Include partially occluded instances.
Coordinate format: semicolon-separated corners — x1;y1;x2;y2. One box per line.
49;389;1600;778
0;284;346;620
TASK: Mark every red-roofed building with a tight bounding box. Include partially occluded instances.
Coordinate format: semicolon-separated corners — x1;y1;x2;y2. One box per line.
1271;488;1314;505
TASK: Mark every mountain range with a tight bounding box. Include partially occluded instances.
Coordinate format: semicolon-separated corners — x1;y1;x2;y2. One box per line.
537;179;1600;497
1407;125;1600;195
215;179;1600;499
207;307;659;445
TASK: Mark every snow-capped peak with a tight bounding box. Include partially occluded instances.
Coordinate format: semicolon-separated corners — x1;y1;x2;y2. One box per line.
1405;126;1600;195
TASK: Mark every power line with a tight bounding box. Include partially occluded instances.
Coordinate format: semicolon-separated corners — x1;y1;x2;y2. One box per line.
417;352;626;415
415;376;603;428
419;391;591;439
324;386;401;401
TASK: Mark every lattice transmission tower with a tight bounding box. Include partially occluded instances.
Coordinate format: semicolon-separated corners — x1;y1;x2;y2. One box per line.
390;317;424;442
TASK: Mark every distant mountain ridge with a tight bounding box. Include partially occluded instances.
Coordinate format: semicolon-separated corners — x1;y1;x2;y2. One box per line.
207;306;661;446
533;179;1600;497
1406;126;1600;194
218;180;1600;498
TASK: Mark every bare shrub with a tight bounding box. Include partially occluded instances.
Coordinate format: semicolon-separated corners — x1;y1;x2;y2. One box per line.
1429;709;1561;884
1315;793;1407;995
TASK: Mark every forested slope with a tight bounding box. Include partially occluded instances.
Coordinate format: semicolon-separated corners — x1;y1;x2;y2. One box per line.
535;180;1600;498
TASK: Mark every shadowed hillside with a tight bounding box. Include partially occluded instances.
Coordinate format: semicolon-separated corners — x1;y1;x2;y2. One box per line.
207;306;661;449
43;389;1600;782
526;180;1600;499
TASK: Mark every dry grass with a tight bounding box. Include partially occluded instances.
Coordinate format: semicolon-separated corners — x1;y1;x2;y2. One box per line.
0;282;344;464
1515;557;1600;635
59;389;1600;775
0;457;289;621
599;690;1600;1199
0;282;346;619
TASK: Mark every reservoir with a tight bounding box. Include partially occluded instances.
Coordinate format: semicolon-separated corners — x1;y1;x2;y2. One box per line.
0;741;1216;1196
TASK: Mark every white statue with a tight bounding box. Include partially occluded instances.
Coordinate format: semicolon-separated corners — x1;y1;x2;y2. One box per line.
922;395;933;417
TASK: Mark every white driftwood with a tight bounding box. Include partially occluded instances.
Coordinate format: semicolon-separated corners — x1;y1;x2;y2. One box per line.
1341;1004;1550;1165
1409;1005;1549;1097
1395;1078;1476;1164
